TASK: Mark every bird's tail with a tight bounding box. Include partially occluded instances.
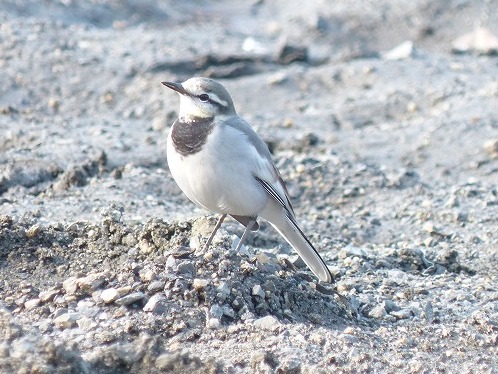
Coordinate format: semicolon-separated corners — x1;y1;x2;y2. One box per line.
268;210;334;283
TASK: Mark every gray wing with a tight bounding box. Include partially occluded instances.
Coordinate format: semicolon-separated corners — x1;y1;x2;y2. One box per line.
222;116;274;163
222;116;294;214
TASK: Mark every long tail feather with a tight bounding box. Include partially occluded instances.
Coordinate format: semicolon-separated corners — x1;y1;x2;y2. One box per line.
255;175;333;282
271;211;333;283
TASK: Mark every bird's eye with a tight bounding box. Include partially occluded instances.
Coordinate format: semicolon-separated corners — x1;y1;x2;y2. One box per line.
199;94;210;102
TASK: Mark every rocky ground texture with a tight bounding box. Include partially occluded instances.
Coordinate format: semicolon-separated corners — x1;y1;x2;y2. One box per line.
1;0;498;373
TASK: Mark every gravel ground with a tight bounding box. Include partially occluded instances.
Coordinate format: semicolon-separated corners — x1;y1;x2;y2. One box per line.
1;1;498;373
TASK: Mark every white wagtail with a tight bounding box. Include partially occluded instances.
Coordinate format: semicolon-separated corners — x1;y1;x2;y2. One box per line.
161;77;333;283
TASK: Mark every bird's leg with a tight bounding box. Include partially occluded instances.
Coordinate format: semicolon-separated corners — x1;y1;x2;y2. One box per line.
234;219;257;251
202;214;227;251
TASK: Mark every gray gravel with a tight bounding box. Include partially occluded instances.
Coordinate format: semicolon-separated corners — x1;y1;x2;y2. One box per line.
1;1;498;373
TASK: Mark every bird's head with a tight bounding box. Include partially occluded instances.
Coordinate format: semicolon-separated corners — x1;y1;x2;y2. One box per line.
162;77;236;119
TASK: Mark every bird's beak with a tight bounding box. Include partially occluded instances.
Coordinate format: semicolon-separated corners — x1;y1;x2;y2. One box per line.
161;81;188;95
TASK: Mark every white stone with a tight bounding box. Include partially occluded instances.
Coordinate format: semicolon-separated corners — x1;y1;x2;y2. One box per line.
101;288;120;303
253;315;281;331
252;284;265;298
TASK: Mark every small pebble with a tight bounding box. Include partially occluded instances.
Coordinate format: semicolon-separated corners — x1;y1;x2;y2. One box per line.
24;298;41;310
143;294;168;314
207;318;221;329
54;313;80;329
39;289;60;303
115;292;145;306
452;27;498;55
390;308;414;320
252;315;281;331
101;288;120;303
147;280;165;293
192;278;209;290
176;261;196;275
209;304;224;319
78;273;106;292
369;304;387;319
25;224;41;238
62;277;79;295
252;285;265;298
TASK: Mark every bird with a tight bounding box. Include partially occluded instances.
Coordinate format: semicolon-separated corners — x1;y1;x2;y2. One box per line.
162;77;333;283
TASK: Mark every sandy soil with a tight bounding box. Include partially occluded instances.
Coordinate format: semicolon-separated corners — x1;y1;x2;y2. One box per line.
1;1;498;373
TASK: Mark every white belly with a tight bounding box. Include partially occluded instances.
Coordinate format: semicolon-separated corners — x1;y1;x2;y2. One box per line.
167;124;269;216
